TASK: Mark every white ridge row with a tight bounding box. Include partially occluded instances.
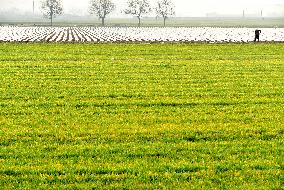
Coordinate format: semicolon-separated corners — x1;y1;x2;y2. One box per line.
0;26;283;43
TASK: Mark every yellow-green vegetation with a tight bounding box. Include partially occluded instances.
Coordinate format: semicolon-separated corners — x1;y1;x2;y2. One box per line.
0;43;283;189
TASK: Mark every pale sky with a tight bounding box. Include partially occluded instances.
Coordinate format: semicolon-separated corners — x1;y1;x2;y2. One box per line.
0;0;283;17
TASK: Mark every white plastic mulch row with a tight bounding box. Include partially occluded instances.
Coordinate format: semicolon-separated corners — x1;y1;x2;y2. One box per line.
0;26;283;43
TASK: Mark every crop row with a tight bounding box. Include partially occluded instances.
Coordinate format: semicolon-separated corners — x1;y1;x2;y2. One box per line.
0;26;283;43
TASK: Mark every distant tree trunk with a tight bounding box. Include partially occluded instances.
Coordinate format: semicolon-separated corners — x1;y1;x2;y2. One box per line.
50;7;53;26
101;17;105;26
138;17;141;27
163;17;166;27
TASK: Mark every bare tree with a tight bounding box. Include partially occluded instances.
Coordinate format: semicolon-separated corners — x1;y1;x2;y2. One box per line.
156;0;175;27
89;0;116;26
124;0;151;27
41;0;63;26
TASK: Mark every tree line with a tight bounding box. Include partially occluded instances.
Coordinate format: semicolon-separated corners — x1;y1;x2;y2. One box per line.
41;0;175;27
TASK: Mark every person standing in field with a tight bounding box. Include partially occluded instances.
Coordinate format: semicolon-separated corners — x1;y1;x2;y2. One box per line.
254;29;262;42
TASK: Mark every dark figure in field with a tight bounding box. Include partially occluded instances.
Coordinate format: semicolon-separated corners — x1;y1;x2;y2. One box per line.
254;29;262;42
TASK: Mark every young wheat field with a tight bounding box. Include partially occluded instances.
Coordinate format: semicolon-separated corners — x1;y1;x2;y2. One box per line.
0;43;283;189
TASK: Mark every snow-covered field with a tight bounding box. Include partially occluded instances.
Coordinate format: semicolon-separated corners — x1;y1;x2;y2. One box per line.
0;26;283;43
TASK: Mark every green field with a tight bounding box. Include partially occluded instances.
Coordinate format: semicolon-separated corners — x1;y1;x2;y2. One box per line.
0;43;283;189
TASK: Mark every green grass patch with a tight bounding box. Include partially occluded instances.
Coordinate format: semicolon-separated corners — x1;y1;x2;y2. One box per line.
0;43;283;189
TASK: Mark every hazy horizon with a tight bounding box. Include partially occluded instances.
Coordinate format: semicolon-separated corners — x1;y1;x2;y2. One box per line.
0;0;284;17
